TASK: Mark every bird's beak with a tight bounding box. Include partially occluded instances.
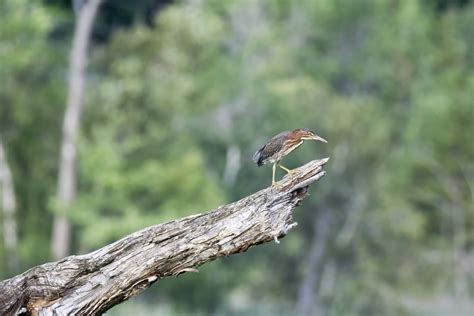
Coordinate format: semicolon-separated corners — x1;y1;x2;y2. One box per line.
310;134;328;143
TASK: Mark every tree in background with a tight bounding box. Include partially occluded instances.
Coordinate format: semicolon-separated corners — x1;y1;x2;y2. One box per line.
51;0;102;260
0;136;18;273
0;0;66;274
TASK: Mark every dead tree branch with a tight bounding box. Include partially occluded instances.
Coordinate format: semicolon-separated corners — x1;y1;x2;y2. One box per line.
0;158;329;315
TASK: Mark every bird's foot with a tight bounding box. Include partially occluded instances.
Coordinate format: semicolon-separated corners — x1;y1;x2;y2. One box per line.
279;165;293;174
283;170;296;177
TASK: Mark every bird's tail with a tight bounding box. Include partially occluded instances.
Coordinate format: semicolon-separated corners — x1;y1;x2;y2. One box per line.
253;147;265;166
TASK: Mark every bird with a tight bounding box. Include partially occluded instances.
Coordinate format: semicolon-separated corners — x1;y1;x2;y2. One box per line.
253;128;327;185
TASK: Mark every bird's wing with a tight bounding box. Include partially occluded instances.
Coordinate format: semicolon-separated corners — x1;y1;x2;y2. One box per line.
253;131;289;166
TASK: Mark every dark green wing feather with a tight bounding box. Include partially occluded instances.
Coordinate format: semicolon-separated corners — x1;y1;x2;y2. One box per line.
253;131;289;166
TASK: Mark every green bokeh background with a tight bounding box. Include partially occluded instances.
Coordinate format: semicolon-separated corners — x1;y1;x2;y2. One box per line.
0;0;473;315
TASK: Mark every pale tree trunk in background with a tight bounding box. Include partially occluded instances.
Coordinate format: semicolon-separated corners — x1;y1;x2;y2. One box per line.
434;168;468;300
452;203;467;301
51;0;102;260
336;191;367;248
0;137;19;273
296;208;332;316
223;145;241;187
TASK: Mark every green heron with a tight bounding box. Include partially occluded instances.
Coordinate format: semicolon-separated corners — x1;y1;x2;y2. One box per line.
253;128;327;185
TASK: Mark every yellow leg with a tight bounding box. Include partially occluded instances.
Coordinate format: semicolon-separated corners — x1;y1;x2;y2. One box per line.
279;164;293;174
272;163;276;185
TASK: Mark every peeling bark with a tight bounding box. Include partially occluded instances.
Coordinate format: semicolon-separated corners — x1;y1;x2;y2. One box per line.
0;158;329;315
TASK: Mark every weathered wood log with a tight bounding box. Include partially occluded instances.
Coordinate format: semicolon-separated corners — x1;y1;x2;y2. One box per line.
0;158;329;315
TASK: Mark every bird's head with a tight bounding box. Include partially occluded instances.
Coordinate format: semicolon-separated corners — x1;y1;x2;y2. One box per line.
294;128;328;143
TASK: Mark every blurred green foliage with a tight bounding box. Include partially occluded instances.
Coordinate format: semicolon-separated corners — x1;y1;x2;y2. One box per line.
0;0;473;315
